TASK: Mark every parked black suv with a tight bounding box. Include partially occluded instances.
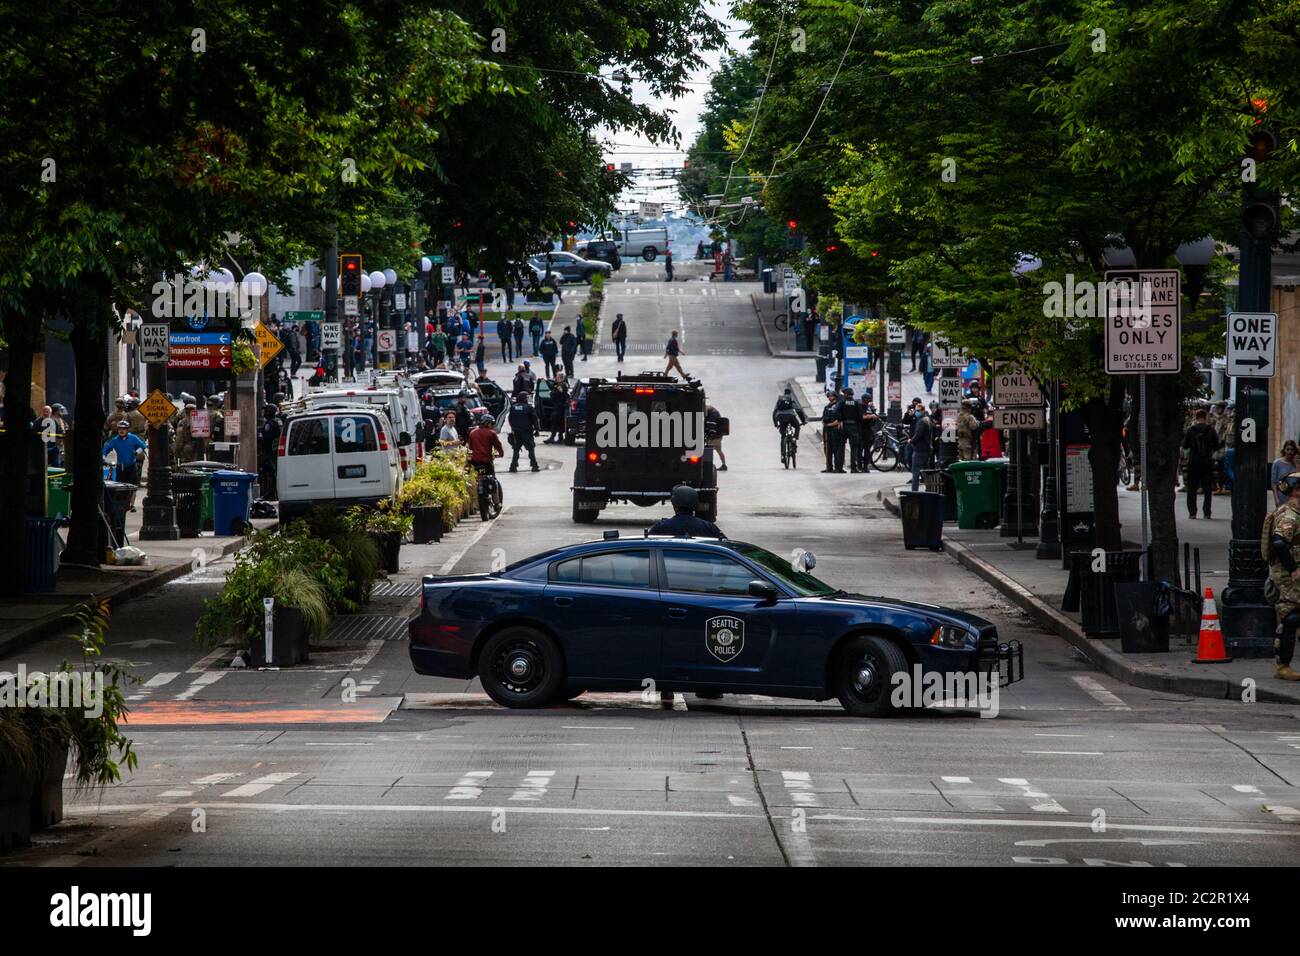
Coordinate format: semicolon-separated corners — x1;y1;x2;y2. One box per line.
577;240;622;271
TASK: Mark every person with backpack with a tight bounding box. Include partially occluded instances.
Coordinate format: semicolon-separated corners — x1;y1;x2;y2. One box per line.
1264;472;1300;681
528;315;544;356
506;389;540;472
611;313;628;363
1182;407;1220;519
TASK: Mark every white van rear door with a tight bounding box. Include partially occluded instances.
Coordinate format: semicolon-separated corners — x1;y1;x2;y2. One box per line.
332;413;387;500
280;416;334;504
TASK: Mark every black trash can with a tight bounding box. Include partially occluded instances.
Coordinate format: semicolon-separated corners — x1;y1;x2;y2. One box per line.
1067;550;1145;637
23;516;62;593
173;472;205;538
921;469;958;522
102;481;138;549
1114;581;1170;653
898;491;945;551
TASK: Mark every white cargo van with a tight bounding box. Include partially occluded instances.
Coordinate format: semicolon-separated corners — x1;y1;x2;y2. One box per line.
277;408;402;520
304;387;420;478
602;226;670;261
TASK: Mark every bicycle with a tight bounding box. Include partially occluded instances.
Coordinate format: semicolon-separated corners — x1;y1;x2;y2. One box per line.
869;423;907;472
475;461;503;522
773;312;788;332
780;422;799;469
1117;445;1133;486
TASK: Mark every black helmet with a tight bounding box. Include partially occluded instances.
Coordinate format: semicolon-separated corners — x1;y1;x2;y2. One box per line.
1279;473;1300;497
670;484;699;512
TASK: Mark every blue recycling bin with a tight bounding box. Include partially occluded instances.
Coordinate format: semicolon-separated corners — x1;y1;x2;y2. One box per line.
24;516;62;593
210;470;257;536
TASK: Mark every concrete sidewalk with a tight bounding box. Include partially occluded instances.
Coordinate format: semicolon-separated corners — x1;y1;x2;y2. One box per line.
0;500;273;657
751;292;820;359
879;480;1300;704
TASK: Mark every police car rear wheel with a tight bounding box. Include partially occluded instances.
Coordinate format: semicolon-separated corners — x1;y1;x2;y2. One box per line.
833;635;906;718
479;628;565;708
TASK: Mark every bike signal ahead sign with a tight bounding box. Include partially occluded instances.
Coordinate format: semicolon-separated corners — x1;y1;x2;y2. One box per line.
1226;312;1277;377
139;389;176;428
1104;269;1181;374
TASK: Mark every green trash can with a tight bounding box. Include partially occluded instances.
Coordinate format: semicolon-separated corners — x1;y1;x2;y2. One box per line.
950;460;1004;530
46;468;70;518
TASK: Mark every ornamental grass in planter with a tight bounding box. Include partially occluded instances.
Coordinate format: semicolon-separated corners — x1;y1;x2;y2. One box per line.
346;501;411;574
399;451;475;537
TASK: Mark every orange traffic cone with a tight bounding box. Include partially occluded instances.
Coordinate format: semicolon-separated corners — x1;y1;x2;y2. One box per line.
1193;587;1232;664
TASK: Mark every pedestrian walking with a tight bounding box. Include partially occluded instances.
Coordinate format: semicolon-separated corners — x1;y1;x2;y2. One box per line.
664;249;674;282
664;329;688;379
705;404;727;471
611;312;628;363
560;325;578;378
921;345;936;393
577;320;589;362
540;331;559;378
1182;407;1220;518
909;406;933;491
528;315;544;356
474;334;487;376
497;316;513;363
512;316;525;359
722;250;734;281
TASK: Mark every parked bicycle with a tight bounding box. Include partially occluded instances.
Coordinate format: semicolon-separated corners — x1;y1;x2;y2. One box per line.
869;422;908;472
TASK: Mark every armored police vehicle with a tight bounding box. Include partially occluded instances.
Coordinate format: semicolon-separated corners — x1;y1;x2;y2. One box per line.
571;371;723;524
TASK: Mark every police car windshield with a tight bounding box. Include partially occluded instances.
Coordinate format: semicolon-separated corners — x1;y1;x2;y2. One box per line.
732;544;837;597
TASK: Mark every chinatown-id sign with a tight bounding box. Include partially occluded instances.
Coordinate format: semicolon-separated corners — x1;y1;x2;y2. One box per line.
1103;269;1180;374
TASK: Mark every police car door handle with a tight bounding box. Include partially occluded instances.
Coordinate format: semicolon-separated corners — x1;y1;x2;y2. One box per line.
667;607;687;619
553;596;574;607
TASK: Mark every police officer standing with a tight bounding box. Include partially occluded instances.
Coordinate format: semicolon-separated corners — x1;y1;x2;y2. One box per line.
646;485;724;538
507;389;540;472
258;404;282;499
820;392;841;473
1266;473;1300;681
838;387;864;473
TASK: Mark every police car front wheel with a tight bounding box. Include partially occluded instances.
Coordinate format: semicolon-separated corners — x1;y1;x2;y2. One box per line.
478;628;566;708
832;635;907;718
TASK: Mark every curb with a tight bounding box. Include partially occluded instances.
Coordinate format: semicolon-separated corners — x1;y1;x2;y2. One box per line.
0;525;271;659
751;294;812;360
876;489;1295;705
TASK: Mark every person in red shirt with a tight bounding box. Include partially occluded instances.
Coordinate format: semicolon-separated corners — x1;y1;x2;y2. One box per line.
467;414;504;475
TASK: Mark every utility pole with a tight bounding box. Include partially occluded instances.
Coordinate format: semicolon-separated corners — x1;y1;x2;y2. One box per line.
324;227;338;382
138;313;178;541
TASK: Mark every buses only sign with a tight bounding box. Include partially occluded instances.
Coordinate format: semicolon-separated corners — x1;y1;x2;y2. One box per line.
1104;269;1181;374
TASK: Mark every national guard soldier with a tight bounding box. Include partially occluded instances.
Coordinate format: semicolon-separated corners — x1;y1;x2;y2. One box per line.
1264;472;1300;681
956;400;980;461
125;396;149;439
104;397;130;441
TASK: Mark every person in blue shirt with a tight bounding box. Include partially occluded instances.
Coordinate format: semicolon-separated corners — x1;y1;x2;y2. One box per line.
102;420;147;484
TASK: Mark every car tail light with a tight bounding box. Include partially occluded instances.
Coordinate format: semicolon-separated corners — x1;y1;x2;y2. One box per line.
634;387;655;395
587;451;599;462
277;432;287;457
378;428;389;451
399;447;408;471
686;455;701;464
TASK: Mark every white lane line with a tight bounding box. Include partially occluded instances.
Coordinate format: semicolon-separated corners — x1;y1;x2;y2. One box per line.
781;770;820;808
1034;733;1087;737
727;793;756;807
1265;805;1300;822
67;802;764;822
158;790;193;798
941;777;1003;811
220;772;299;798
885;815;1300;836
1071;675;1130;710
437;505;511;575
780;746;814;750
1234;784;1264;794
999;777;1068;814
186;645;233;674
560;725;634;730
941;776;972;784
175;671;225;701
1023;751;1105;756
446;770;493;800
128;671;182;699
191;772;240;786
509;770;555;802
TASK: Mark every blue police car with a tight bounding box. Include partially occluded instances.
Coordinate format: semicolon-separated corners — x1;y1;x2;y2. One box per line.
408;535;1023;717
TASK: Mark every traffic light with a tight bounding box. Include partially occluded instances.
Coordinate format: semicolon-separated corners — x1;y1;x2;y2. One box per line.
340;254;362;296
1243;126;1280;241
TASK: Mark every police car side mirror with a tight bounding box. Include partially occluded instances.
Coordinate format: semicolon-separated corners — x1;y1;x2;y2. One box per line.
748;580;779;602
798;552;817;571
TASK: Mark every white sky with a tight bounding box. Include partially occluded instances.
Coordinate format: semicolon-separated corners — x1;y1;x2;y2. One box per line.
601;2;749;215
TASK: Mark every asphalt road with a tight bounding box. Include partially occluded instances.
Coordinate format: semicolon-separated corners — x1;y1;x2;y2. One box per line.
7;259;1300;868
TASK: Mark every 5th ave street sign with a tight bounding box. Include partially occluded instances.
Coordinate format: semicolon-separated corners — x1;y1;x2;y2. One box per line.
1226;311;1277;377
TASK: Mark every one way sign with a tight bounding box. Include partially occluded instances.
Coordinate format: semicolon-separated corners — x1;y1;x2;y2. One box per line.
1226;311;1277;378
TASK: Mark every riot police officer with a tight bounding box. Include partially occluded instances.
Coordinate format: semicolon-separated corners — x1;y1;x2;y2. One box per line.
506;389;540;472
646;485;725;538
1266;472;1300;681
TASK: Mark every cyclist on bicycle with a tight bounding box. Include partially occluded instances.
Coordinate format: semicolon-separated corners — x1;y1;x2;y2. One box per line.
772;388;807;440
468;413;504;476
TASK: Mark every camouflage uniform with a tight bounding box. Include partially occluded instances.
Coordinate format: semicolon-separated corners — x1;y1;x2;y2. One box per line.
127;407;149;439
1268;501;1300;626
173;408;195;465
956;410;979;460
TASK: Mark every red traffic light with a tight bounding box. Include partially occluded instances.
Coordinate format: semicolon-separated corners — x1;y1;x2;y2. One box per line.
683;160;690;169
787;220;797;230
606;163;615;171
826;244;839;252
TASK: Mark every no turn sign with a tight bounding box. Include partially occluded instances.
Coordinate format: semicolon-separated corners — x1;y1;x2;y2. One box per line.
1226;311;1277;377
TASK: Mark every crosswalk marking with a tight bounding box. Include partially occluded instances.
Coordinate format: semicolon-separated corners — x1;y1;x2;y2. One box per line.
999;777;1068;814
1234;784;1264;794
446;771;493;800
192;772;240;786
220;772;299;798
509;770;555;802
1071;675;1130;710
781;770;819;807
175;671;225;700
128;671;182;700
